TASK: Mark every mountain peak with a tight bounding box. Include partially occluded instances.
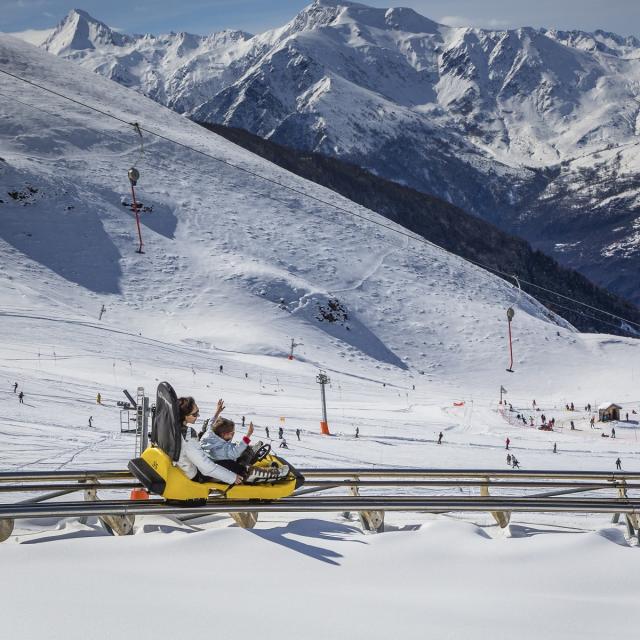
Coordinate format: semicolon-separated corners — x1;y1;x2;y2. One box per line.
42;8;132;55
289;1;440;35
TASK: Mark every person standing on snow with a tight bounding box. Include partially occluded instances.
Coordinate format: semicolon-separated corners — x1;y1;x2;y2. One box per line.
278;426;284;440
611;427;616;438
505;437;510;450
96;393;101;405
296;428;301;441
12;382;18;393
616;458;622;470
18;391;24;404
437;432;443;445
553;442;557;453
265;426;270;439
506;453;512;465
88;416;93;428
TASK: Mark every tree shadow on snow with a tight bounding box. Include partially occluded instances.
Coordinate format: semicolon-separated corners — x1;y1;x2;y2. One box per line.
248;518;366;566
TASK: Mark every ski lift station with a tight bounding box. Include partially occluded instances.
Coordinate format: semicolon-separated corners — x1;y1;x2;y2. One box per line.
598;402;622;422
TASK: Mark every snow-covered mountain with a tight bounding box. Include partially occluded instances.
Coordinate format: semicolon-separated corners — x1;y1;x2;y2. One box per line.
30;1;640;304
3;30;626;395
3;32;640;636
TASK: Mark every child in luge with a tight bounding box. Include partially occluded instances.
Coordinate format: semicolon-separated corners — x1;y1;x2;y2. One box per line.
200;417;288;482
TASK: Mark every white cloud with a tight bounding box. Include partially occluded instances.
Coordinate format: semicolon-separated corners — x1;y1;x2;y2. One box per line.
438;15;470;28
439;15;512;30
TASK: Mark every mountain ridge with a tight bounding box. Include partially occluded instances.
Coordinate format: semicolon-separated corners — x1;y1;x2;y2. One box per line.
23;1;640;303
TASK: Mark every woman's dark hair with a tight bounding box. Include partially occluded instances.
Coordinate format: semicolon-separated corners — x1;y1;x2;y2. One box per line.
177;396;197;422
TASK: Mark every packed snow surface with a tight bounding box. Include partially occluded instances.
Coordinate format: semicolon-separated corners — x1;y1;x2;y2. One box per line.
0;33;639;639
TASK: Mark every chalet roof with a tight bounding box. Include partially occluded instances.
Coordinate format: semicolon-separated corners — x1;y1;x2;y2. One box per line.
598;402;622;411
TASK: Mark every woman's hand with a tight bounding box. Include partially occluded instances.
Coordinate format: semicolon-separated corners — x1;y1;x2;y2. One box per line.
247;421;254;438
234;474;243;485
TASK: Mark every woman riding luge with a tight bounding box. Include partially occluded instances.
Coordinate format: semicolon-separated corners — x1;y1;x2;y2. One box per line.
175;397;243;485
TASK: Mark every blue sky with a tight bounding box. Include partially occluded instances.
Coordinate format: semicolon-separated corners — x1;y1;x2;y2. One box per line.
2;0;639;38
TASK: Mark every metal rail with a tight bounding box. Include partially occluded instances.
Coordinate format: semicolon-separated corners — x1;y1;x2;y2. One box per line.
0;495;639;520
2;468;640;483
2;479;640;494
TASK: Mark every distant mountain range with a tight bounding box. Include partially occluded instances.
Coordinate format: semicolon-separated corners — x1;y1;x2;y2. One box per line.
24;0;640;303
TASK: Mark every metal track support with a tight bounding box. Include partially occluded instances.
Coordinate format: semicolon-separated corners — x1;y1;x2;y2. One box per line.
481;479;510;528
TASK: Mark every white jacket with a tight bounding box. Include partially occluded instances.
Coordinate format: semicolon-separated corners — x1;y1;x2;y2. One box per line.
175;426;237;484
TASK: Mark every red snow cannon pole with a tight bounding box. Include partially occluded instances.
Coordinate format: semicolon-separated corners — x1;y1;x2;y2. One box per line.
506;307;515;373
316;371;331;435
128;167;144;254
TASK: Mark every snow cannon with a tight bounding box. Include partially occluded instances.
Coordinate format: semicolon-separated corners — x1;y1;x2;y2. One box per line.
128;382;303;504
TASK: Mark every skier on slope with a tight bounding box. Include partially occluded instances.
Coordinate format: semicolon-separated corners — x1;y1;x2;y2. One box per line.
437;432;443;445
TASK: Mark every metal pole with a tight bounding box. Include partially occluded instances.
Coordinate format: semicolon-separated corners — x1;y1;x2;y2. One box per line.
316;371;330;434
130;183;144;254
506;307;515;372
128;167;144;254
141;394;149;454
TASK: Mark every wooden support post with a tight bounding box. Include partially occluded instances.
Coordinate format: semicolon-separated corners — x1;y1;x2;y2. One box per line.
350;477;384;533
481;479;510;528
84;486;135;536
229;512;258;529
616;480;639;536
0;518;14;542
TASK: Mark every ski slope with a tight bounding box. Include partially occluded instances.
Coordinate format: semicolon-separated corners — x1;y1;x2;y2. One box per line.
0;34;639;639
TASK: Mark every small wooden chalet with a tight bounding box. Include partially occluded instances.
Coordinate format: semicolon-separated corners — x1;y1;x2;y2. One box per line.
598;402;622;422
